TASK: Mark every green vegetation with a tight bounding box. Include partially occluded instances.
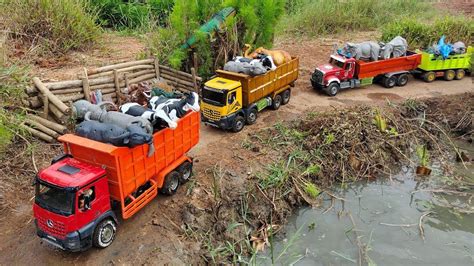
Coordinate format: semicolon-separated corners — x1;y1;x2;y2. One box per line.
278;0;436;37
382;16;474;48
0;0;101;55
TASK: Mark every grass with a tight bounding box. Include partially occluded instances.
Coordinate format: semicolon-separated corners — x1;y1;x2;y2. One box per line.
1;0;101;55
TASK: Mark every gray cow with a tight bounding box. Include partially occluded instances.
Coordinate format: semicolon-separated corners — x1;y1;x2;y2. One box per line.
380;36;408;59
85;110;153;134
224;60;267;76
343;41;380;61
452;41;466;54
72;100;115;120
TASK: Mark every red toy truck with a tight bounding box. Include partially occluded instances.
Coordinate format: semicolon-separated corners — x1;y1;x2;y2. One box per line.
33;111;200;251
311;52;422;96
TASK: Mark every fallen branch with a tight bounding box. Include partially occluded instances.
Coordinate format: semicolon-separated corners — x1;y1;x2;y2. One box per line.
418;211;433;241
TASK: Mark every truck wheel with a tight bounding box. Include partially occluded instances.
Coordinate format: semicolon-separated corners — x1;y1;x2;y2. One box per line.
383;76;397;88
311;80;320;90
272;95;282;110
161;171;180;195
444;70;455;81
93;219;117;249
281;89;291;105
246;109;258;125
423;72;436;82
455;69;465;80
396;74;409;86
232;116;245;132
324;82;339;96
178;161;192;183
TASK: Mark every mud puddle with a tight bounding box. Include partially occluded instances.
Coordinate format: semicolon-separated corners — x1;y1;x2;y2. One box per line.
260;143;474;265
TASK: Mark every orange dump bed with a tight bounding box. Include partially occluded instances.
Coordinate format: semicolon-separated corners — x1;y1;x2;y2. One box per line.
356;51;421;79
58;111;200;219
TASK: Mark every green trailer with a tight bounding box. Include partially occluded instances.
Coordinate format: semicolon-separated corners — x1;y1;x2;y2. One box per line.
417;46;472;82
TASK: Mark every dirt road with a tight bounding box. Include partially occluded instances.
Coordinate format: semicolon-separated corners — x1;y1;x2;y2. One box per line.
0;36;472;264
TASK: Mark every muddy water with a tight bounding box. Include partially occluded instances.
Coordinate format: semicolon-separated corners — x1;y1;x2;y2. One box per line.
262;145;474;265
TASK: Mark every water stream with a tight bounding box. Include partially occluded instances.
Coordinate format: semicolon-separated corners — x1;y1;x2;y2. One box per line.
261;143;474;265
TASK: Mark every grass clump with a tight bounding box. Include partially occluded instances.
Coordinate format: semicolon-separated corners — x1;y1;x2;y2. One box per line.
382;16;474;48
278;0;436;37
1;0;101;55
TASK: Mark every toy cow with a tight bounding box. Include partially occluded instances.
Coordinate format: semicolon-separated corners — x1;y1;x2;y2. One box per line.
85;110;153;134
380;36;408;59
76;120;155;157
343;41;380;61
72;100;115;120
452;41;466;54
223;60;267;76
119;102;177;129
149;92;200;122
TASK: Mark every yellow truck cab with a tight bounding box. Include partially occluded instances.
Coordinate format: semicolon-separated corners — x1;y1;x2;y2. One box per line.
201;57;299;132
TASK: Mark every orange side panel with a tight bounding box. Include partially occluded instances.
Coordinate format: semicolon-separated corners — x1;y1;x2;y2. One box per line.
357;52;421;79
59;111;200;219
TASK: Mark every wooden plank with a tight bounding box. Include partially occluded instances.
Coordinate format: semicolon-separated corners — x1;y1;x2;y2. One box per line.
21;124;54;143
82;67;91;101
113;70;123;105
191;67;198;92
25;119;60;138
33;77;70;114
154;58;161;79
42;94;49;119
28;114;67;133
88;59;155;75
88;64;155;79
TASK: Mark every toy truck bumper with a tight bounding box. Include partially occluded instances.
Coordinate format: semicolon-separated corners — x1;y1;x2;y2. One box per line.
202;113;236;130
35;219;96;252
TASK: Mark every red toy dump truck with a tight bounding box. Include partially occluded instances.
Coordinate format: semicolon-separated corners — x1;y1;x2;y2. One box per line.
33;111;200;251
311;52;422;96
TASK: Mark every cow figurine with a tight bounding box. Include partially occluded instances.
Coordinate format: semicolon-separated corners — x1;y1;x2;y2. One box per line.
76;120;155;157
223;60;267;76
380;36;408;59
342;41;380;61
85;110;153;134
149;92;200;122
119;102;177;129
452;41;466;54
72;100;115;120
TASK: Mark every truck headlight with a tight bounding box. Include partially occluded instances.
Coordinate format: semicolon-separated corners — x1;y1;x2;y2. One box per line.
66;238;79;248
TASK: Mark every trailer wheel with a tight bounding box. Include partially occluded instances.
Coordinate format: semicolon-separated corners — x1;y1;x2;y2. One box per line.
444;70;455;81
232;116;245;133
272;95;282;110
396;74;409;86
246;108;258;125
178;161;193;183
93;219;117;249
324;82;339;96
423;72;436;83
383;76;397;88
455;69;465;80
161;171;180;195
281;89;291;105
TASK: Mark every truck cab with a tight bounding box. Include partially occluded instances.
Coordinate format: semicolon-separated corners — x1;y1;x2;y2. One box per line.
33;155;117;252
311;55;356;96
201;77;245;131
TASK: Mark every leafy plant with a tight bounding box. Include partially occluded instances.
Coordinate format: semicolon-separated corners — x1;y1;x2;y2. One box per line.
373;111;387;132
303;182;320;198
416;145;430;167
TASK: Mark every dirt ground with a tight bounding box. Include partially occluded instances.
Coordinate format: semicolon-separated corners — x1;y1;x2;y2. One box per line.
0;30;473;264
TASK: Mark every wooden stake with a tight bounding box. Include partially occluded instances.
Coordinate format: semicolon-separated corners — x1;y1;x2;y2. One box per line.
113;69;123;105
25;119;60;138
154;58;161;79
193;52;198;74
21;124;54;143
28;114;67;134
124;73;129;90
191;67;198;92
82;67;91;102
33;77;70;114
42;94;49;119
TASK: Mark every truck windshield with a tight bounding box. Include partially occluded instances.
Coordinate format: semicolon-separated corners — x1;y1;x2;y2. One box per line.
202;86;226;106
329;58;345;69
35;180;74;216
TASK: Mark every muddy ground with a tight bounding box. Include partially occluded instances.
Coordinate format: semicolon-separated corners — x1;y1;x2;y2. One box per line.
0;31;473;264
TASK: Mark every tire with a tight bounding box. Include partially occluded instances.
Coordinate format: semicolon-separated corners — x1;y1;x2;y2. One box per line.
444;70;455;81
161;171;180;195
423;72;436;83
383;76;397;88
455;69;465;80
272;94;282;110
281;89;291;105
324;82;339;96
93;219;117;249
231;116;245;133
246;108;258;125
178;161;192;183
311;80;320;90
396;74;409;86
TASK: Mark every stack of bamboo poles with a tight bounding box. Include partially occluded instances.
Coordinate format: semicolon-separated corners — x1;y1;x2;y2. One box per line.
22;58;202;142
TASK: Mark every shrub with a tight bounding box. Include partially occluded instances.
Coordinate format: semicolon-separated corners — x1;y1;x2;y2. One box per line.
381;17;474;49
1;0;101;55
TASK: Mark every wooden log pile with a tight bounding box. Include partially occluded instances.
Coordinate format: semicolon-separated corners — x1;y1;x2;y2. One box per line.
22;58;202;142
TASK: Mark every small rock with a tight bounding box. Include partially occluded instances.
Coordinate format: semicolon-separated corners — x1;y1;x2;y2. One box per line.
151;219;159;226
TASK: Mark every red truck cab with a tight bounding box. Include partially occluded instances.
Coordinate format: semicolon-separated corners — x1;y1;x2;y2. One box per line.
34;155;117;251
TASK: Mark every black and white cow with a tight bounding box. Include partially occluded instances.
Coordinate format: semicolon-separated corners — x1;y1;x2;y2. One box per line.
119;102;177;129
149;92;200;122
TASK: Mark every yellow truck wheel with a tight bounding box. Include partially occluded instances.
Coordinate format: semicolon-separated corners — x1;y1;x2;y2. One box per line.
444;70;455;81
423;72;436;83
246;109;258;125
232;116;245;133
455;69;465;80
272;95;282;110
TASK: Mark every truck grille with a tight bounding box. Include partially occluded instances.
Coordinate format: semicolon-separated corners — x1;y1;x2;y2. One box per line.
37;216;66;239
202;108;221;121
311;70;323;84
